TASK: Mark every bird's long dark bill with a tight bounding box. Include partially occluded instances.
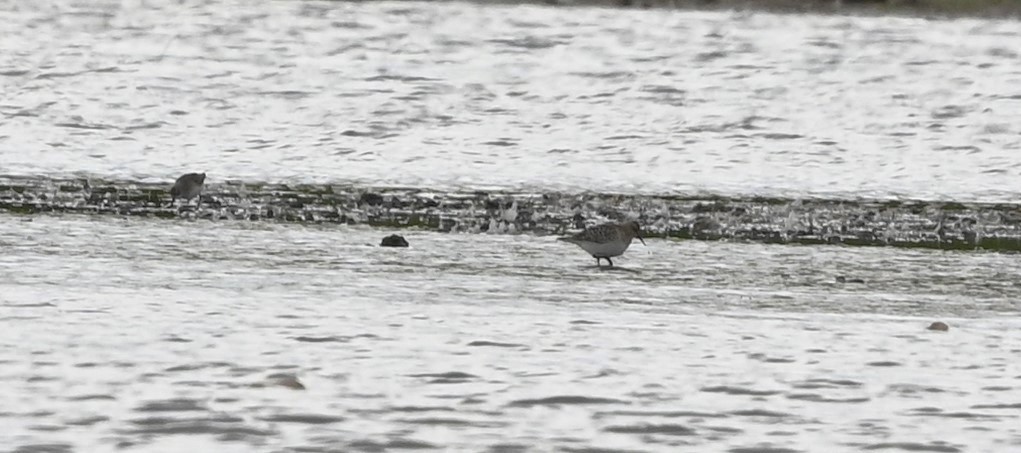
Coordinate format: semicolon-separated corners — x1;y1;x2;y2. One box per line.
638;236;646;246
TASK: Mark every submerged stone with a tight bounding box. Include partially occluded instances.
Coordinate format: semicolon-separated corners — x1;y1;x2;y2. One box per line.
263;374;305;390
927;321;949;332
359;192;384;206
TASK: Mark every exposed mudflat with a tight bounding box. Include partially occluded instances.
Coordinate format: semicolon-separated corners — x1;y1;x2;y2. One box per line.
2;175;1018;251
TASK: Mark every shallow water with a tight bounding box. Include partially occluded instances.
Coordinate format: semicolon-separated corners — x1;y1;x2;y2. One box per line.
1;0;1020;200
3;0;1021;451
2;215;1021;452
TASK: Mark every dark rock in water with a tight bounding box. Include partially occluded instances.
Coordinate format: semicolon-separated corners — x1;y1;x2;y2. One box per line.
690;216;722;239
360;192;384;206
388;196;406;209
927;321;949;332
381;234;409;247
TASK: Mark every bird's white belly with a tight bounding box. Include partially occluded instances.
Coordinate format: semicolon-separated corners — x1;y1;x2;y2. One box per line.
577;240;631;258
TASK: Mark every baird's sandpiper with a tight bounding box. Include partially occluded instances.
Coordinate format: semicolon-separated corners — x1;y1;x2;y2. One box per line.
169;172;206;207
558;220;646;267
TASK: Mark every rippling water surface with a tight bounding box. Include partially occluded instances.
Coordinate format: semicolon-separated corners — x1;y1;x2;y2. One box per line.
2;216;1021;452
1;0;1020;199
3;1;1021;451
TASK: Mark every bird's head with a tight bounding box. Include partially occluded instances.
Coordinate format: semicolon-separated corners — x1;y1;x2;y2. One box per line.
625;220;646;245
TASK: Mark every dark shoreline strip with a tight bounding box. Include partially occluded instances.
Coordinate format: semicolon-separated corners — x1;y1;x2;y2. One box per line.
448;0;1021;19
2;176;1020;252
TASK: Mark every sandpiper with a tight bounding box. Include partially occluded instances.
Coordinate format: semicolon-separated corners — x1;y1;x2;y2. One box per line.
169;172;206;207
558;220;646;267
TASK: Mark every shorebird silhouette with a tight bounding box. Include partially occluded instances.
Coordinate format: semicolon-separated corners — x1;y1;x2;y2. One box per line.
558;220;646;267
169;172;206;208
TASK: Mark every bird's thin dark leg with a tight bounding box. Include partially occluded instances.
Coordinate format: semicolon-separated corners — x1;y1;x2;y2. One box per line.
594;256;602;267
606;257;614;267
